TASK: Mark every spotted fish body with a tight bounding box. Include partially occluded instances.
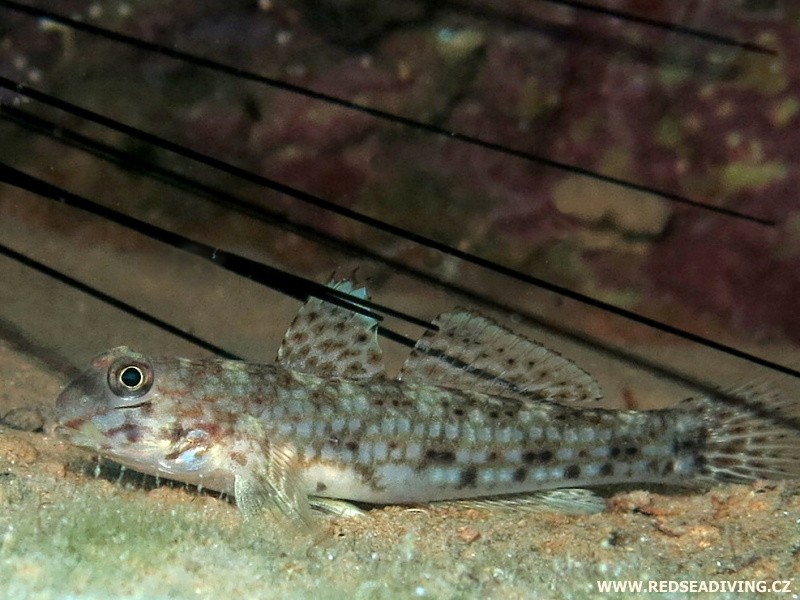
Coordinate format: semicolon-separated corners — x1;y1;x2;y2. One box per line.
55;281;800;524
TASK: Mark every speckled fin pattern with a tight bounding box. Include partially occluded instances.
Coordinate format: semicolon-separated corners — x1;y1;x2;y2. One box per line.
398;311;603;404
277;280;384;380
697;383;800;482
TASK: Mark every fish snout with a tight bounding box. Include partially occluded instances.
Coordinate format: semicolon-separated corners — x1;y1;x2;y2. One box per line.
53;372;111;427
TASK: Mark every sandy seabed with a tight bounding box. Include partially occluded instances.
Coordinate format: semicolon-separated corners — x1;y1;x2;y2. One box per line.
1;340;798;600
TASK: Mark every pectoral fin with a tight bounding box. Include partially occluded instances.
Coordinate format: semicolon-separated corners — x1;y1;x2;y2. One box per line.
309;497;367;518
233;418;312;527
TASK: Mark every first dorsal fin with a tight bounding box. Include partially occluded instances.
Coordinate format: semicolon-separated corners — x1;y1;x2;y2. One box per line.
277;279;385;380
398;311;602;404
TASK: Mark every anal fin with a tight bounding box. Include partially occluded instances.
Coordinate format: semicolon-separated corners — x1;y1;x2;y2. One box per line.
433;489;606;515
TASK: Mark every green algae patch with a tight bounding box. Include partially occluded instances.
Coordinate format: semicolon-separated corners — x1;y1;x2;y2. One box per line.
720;160;788;195
656;115;683;149
732;48;788;96
770;97;800;128
0;475;298;600
552;175;670;237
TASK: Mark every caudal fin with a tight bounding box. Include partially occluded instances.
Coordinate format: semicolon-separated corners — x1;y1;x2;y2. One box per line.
700;384;800;483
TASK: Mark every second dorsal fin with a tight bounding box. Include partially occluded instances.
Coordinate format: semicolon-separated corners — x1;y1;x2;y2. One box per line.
276;280;385;380
398;311;602;404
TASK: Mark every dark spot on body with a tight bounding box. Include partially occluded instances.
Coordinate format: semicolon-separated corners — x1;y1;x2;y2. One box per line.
320;339;347;353
424;449;456;463
673;438;700;454
170;423;186;442
178;404;205;420
565;464;581;479
290;331;309;344
63;418;86;431
197;423;221;438
316;481;327;493
354;464;380;489
108;423;141;443
599;463;614;476
356;333;368;343
622;388;638;410
610;447;621;457
523;449;553;463
229;451;247;466
625;447;638;456
513;467;527;482
453;408;465;417
311;389;328;402
459;466;478;488
345;441;359;452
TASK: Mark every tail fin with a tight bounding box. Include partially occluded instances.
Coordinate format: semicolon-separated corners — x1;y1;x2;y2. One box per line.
699;384;800;483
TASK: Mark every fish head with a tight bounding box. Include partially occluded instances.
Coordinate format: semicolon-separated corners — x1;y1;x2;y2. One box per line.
54;346;234;489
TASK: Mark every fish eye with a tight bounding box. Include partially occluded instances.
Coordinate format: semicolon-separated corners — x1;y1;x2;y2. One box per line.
108;359;153;399
119;366;144;389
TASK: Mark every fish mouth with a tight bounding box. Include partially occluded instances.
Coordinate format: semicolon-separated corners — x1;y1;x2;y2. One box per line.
52;420;110;451
54;421;169;474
